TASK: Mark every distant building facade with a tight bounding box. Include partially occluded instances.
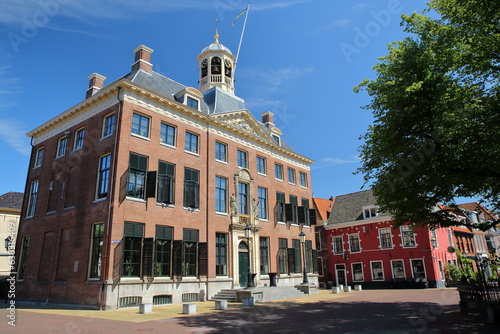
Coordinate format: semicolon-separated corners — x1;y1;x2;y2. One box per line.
0;192;23;279
15;36;317;309
312;197;333;288
325;190;458;288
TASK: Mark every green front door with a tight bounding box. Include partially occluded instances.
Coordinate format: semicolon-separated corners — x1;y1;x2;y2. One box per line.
239;251;249;288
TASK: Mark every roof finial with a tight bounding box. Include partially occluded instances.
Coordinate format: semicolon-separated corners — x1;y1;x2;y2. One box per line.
214;18;220;44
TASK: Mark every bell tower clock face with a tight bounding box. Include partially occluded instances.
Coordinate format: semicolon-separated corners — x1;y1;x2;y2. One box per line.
201;59;208;78
224;59;232;77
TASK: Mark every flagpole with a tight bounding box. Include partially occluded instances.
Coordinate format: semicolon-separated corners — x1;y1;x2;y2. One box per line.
233;3;250;77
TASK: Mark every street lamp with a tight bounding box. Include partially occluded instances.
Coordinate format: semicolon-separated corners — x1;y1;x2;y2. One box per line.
244;224;254;288
299;231;308;284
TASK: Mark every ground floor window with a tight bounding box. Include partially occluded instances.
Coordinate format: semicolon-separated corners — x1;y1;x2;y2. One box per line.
352;262;364;281
216;232;227;276
278;238;288;274
155;225;173;277
411;259;426;279
183;228;199;276
122;222;144;277
260;237;269;275
391;260;405;279
371;261;384;281
18;236;31;279
89;223;104;278
292;239;301;273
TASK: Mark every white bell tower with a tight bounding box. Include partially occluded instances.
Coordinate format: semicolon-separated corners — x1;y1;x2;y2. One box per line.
198;30;236;95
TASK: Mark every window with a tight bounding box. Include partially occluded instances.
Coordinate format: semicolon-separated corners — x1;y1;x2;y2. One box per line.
363;206;377;218
216;233;227;276
278;238;288;274
160;123;176;147
185;132;199;154
158;161;175;205
401;226;416;247
26;181;39;218
34;147;44;168
299;172;308;188
183;168;199;209
238;182;249;215
211;56;222;74
292;239;302;273
257;187;268;219
155;225;173;277
301;198;310;226
215;142;227;162
287;168;296;184
333;236;343;254
56;137;67;158
438;260;444;280
102;113;115;138
391;260;405;279
379;228;392;249
276;192;285;222
132;113;150;138
260;237;269;275
352;263;364;281
274;164;283;181
431;230;438;248
215;176;227;213
371;261;384;280
89;223;104;278
447;229;454;247
17;236;30;280
187;96;199;110
272;134;280;145
237;150;248;168
411;259;426;279
122;222;144;277
183;228;199;276
74;128;85;150
349;233;360;253
127;153;148;199
97;154;111;199
305;240;312;273
257;156;266;174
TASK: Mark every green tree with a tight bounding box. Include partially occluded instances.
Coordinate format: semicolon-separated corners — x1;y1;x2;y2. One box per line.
355;0;500;231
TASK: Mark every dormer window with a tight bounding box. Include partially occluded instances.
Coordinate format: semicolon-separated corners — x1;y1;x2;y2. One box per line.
187;96;199;110
363;206;378;219
272;134;280;145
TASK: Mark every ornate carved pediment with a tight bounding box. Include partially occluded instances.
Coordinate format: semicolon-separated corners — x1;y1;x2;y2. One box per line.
214;112;272;142
235;168;252;182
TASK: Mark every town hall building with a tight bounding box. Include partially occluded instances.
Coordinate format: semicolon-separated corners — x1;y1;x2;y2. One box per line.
15;33;317;309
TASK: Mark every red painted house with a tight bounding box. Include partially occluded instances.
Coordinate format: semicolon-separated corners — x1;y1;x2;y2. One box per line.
324;190;458;288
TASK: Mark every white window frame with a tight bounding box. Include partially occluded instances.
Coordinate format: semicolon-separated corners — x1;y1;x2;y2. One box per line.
332;235;343;255
370;260;384;281
256;156;266;175
73;127;85;151
26;181;39;218
131;112;150;139
185;131;200;155
299;172;308;188
410;258;426;279
287;168;296;185
352;262;364;282
56;136;68;158
391;259;406;279
378;227;393;249
274;163;283;181
160;122;176;148
400;225;416;248
34;147;44;168
362;205;377;219
348;233;361;253
102;113;116;138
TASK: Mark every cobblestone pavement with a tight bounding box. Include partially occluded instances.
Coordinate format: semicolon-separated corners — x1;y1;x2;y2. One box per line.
1;288;498;333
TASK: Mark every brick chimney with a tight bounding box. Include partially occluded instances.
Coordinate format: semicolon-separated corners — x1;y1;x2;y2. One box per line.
86;73;106;99
131;45;154;74
261;111;274;128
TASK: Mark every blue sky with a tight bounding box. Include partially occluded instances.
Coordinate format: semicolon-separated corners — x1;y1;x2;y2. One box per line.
0;0;430;199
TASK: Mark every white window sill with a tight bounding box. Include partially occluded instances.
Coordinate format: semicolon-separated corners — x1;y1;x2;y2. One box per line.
131;133;151;141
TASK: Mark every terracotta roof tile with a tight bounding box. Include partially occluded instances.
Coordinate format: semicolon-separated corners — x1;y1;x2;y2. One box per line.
312;197;333;221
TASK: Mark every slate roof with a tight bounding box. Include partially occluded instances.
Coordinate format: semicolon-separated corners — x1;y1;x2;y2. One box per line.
0;192;24;211
328;189;387;224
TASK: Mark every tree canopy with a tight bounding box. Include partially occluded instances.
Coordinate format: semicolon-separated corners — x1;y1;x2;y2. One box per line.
355;0;500;231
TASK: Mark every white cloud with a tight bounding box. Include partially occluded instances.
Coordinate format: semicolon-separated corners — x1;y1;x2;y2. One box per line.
0;119;31;156
311;156;361;169
244;66;313;88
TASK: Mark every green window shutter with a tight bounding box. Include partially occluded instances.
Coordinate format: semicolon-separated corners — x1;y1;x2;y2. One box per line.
287;248;296;274
146;171;157;198
124;222;144;238
183;228;199;243
285;204;294;223
198;242;208;277
142;237;154;278
312;249;319;273
156;225;173;240
309;209;317;226
129;153;147;170
172;240;183;278
297;206;307;225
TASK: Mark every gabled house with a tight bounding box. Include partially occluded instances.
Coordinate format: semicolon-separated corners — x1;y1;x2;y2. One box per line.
312;197;334;288
0;192;23;279
325;190;458;288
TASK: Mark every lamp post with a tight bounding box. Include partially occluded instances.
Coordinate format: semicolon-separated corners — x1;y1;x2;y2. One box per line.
244;224;254;288
299;231;308;284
